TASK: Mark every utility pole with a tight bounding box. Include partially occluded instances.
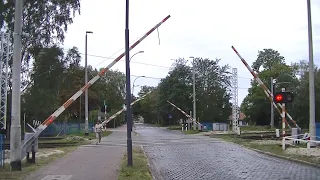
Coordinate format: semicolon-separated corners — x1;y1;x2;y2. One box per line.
84;31;93;136
10;0;23;171
125;0;133;166
307;0;316;147
270;77;274;128
189;56;196;123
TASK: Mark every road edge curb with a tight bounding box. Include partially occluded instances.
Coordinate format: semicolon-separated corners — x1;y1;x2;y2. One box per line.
140;145;157;180
217;137;320;168
247;147;320;168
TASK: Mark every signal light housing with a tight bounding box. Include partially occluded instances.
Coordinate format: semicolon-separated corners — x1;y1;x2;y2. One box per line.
273;92;294;104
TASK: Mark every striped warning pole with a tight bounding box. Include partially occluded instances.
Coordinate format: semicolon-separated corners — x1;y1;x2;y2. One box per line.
102;91;152;125
21;15;171;149
231;46;299;129
167;101;200;125
281;88;286;150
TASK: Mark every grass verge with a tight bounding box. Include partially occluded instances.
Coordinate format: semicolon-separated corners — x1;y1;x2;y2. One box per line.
167;125;181;130
118;146;152;180
240;125;276;131
66;131;112;140
0;146;77;180
182;130;201;135
215;134;319;165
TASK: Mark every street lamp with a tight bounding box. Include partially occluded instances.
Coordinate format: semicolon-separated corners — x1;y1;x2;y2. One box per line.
130;51;144;62
85;31;93;136
189;56;196;123
132;76;146;95
124;0;133;166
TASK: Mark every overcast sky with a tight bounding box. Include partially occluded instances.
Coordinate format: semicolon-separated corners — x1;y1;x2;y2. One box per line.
63;0;320;106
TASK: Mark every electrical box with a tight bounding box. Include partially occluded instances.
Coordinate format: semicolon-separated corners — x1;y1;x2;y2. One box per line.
24;133;38;153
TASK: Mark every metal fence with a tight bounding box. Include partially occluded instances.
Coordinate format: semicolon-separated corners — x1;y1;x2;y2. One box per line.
212;123;228;131
40;122;95;137
0;134;4;167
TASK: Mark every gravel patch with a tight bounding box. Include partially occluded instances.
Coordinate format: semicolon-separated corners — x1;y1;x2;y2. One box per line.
4;149;64;164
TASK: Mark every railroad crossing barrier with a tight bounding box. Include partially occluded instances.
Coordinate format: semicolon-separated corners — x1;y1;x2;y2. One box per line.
20;15;171;159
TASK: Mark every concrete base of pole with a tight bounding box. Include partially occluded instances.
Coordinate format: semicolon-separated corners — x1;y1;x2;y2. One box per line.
10;161;22;171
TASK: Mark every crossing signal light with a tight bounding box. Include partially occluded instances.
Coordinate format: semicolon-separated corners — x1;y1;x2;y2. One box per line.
273;92;294;103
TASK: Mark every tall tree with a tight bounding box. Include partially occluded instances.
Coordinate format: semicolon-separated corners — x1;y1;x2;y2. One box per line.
241;49;299;126
1;0;81;90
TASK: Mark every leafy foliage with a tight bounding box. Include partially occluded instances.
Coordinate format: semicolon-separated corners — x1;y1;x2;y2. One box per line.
1;0;81;90
19;46;126;127
241;49;319;128
133;57;232;125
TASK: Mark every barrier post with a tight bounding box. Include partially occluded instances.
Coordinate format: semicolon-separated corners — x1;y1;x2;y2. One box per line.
281;88;286;150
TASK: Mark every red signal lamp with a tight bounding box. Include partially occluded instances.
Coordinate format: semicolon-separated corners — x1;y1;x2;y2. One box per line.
273;92;294;104
275;94;283;102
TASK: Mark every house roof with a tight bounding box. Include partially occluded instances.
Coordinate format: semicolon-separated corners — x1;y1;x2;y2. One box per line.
228;112;246;121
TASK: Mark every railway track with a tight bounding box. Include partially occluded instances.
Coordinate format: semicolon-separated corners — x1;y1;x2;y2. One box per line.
3;142;82;149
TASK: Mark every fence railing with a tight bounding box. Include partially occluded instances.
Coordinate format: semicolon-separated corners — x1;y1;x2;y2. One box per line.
40;122;96;137
283;134;320;150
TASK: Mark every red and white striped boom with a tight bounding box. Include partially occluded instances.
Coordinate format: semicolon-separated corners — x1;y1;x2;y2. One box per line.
167;101;200;125
21;15;171;150
231;46;299;129
101;91;152;125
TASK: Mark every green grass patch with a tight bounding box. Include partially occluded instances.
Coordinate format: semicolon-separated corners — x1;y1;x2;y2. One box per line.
0;146;77;180
167;125;181;130
65;131;112;140
182;130;201;135
215;134;319;165
240;125;276;131
118;147;152;180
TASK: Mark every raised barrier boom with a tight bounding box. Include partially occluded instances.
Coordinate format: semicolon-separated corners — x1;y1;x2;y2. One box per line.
231;46;299;129
21;15;171;152
101;91;152;126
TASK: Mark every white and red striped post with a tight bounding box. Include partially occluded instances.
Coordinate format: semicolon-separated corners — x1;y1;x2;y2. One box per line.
21;15;171;150
281;88;286;150
231;46;299;129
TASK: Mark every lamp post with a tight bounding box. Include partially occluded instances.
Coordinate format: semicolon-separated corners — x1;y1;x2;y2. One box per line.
132;76;145;95
85;31;93;136
130;51;144;62
125;0;133;166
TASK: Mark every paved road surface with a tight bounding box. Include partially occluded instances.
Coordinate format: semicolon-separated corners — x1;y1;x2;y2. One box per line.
134;124;320;180
24;128;127;180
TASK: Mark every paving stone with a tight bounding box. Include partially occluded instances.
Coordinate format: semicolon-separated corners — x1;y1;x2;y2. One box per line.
135;124;320;180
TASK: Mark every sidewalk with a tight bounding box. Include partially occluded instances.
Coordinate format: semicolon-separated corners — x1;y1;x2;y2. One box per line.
24;126;129;180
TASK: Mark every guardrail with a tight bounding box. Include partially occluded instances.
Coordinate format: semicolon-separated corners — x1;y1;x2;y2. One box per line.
283;134;320;150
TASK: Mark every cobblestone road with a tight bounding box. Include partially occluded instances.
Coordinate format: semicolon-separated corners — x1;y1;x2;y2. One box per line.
135;124;320;180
